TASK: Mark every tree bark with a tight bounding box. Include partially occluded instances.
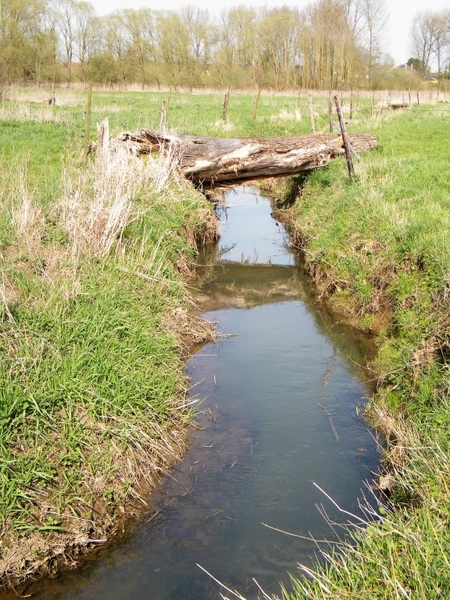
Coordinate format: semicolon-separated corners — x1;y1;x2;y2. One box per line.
117;128;377;188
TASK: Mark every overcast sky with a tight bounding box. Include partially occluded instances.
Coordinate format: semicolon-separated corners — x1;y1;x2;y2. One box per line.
89;0;449;66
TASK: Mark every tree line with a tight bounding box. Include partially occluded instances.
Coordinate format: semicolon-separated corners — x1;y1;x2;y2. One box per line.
0;0;449;92
411;9;450;76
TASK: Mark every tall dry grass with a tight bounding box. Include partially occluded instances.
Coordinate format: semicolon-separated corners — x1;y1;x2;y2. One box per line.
58;121;184;261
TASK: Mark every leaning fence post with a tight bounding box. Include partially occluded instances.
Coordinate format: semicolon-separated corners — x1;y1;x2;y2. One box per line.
334;94;354;181
252;88;261;120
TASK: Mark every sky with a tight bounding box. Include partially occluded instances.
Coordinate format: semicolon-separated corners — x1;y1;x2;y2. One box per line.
89;0;450;66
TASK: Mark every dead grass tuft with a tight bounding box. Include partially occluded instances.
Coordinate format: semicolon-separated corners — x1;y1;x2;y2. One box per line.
164;305;217;357
57;126;188;262
11;183;46;251
57;149;136;260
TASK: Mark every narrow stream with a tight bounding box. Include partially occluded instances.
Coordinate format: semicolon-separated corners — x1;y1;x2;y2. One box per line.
36;185;380;600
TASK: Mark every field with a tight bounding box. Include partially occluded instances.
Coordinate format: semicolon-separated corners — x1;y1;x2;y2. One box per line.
1;86;450;597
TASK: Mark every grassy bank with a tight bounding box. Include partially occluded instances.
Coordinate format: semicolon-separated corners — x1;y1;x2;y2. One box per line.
272;105;450;598
2;87;449;597
0;95;219;590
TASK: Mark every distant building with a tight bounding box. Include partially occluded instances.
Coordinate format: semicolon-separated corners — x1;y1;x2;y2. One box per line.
395;63;416;71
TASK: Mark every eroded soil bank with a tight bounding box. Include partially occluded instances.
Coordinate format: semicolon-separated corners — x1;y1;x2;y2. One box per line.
0;309;216;598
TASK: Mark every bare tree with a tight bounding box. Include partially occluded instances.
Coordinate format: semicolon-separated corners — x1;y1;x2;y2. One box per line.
303;0;362;90
181;6;215;66
53;0;76;86
428;11;450;74
411;11;436;74
72;1;97;83
156;12;191;89
358;0;388;81
102;12;132;86
444;10;450;75
217;6;258;75
181;6;218;87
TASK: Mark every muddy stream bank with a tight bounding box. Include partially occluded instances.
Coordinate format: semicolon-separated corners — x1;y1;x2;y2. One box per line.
33;185;380;599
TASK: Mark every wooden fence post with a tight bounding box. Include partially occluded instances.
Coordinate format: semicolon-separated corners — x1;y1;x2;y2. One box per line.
159;99;167;131
308;94;315;133
334;95;354;181
328;91;333;132
84;81;93;158
222;89;230;122
96;118;109;164
252;88;261;120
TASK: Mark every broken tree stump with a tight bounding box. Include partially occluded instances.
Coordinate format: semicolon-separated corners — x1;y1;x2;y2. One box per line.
117;128;378;188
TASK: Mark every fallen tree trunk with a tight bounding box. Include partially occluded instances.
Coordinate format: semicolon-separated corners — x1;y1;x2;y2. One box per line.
117;128;377;187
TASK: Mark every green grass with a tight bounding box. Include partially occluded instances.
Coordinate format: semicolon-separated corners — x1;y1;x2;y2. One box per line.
0;263;184;527
7;87;374;140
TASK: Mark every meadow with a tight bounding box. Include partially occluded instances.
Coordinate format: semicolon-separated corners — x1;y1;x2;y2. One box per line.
1;85;449;597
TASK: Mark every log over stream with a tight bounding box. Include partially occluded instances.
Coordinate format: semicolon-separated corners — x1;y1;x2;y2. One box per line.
117;129;378;187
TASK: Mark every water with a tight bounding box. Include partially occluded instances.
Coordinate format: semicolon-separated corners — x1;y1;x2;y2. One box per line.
35;185;380;600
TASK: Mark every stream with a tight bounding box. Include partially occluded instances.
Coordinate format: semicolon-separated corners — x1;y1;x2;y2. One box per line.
36;185;380;599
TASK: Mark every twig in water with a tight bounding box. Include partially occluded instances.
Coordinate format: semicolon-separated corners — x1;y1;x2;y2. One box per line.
196;564;248;599
317;403;340;443
261;522;344;546
313;482;368;525
253;579;272;600
197;563;273;600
